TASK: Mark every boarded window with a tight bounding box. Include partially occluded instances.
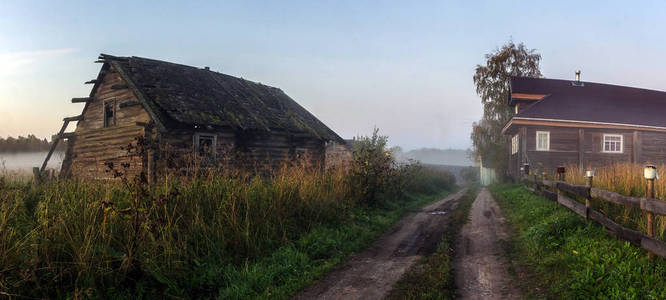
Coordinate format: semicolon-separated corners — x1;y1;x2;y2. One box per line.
511;134;519;154
536;131;549;151
194;133;217;159
103;100;116;127
603;134;623;153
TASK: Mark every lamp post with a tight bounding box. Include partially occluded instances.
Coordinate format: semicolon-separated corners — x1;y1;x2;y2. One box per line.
584;170;594;219
557;166;566;181
644;165;657;256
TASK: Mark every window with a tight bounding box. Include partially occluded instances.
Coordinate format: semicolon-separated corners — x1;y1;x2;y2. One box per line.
603;134;623;153
194;133;217;159
536;131;550;151
511;134;519;154
103;99;116;127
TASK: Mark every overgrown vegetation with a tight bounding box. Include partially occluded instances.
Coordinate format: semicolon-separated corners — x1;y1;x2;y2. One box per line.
538;163;666;242
0;131;456;298
0;134;66;153
386;187;478;300
491;184;666;299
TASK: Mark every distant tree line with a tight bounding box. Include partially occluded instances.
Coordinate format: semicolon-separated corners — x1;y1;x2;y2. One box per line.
0;135;67;153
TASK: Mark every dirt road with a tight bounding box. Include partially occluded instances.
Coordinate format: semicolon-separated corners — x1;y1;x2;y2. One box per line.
453;188;522;299
294;189;468;300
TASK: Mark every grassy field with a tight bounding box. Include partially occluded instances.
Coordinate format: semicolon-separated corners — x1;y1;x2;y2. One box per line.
536;163;666;242
491;184;666;299
385;186;478;300
0;133;457;298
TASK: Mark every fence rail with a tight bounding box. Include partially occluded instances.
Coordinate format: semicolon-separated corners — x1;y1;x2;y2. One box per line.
524;175;666;258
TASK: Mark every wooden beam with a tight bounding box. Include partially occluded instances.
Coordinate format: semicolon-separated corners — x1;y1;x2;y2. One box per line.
95;60;105;63
590;188;641;208
557;193;587;217
557;182;590;198
61;132;75;139
84;79;98;84
119;101;141;108
111;84;128;90
633;131;641;164
63;115;83;122
71;97;92;103
578;129;584;171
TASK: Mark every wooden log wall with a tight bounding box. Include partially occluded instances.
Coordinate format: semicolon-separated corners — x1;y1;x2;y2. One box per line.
66;65;152;179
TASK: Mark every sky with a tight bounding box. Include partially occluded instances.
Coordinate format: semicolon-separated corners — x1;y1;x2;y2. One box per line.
1;1;666;150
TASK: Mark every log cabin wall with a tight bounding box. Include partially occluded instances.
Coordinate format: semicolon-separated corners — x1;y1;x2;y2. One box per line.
509;124;666;179
66;65;152;179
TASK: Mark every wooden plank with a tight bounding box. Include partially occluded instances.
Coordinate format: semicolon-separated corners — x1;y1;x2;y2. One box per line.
557;182;590;198
557;193;587;217
543;189;557;202
61;132;75;139
542;180;557;189
63;115;83;122
590;188;641;208
641;236;666;258
119;101;141;108
111;84;128;90
578;128;584;170
85;79;98;84
641;198;666;216
72;97;92;103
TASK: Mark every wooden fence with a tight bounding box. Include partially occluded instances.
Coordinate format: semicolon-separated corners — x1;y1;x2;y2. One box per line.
524;175;666;258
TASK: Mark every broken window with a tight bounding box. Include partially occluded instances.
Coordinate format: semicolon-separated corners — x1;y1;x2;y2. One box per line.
104;99;116;127
194;133;217;160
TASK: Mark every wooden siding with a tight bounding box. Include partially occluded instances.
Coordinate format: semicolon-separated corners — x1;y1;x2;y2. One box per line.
65;65;152;179
508;125;666;179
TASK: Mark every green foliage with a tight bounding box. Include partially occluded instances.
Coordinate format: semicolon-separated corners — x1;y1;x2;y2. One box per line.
350;128;401;205
0;132;457;298
0;134;66;153
471;41;541;176
491;184;666;299
460;166;479;183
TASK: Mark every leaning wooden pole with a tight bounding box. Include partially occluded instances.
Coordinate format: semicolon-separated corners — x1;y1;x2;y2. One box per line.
40;120;69;173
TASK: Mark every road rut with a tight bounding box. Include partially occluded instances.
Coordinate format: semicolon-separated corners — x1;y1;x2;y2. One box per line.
294;189;467;300
453;187;522;299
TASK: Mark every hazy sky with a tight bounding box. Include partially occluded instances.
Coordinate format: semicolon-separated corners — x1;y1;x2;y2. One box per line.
2;1;666;150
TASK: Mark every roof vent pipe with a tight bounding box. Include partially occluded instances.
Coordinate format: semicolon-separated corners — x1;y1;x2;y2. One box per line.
575;70;581;82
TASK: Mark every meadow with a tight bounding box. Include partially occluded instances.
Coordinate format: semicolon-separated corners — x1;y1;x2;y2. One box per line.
0;134;456;299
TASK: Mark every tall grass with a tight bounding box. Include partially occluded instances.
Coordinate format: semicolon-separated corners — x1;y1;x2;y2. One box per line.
0;133;456;298
541;163;666;242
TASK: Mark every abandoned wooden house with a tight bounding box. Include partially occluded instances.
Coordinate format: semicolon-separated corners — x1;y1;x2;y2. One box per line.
47;54;347;179
503;73;666;179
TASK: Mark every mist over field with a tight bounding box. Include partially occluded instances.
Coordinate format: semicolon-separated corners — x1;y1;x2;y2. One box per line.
394;148;473;166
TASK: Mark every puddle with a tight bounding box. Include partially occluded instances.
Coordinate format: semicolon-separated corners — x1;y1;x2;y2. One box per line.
429;211;447;215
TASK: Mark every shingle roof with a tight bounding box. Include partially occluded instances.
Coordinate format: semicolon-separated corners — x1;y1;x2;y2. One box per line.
509;76;666;129
99;54;343;142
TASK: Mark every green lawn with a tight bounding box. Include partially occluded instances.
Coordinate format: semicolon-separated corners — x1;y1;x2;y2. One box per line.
490;184;666;299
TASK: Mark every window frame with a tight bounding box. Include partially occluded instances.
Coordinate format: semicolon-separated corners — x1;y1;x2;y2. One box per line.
602;134;624;153
193;132;217;159
103;98;117;128
535;131;550;151
511;134;519;155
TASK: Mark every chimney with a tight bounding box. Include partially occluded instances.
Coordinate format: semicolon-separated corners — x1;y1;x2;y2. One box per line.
575;70;581;82
204;66;210;71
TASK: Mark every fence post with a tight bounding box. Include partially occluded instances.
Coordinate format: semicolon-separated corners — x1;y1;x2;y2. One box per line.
557;166;566;182
585;170;594;220
644;165;657;258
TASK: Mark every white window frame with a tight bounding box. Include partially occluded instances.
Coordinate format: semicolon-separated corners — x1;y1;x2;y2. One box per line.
602;134;623;153
193;133;217;159
536;131;550;151
511;134;519;154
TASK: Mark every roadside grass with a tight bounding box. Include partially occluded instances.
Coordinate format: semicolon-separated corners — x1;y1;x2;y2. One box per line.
218;189;453;299
385;186;478;300
491;184;666;299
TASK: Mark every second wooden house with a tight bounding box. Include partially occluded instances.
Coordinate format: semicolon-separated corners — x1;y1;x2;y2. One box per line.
503;74;666;178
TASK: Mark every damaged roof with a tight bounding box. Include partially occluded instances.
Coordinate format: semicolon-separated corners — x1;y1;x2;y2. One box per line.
98;54;343;142
508;76;666;129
